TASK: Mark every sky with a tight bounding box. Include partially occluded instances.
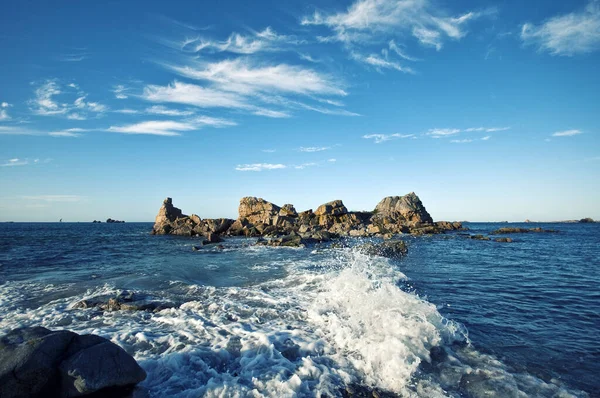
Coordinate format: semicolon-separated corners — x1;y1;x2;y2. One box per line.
1;0;599;222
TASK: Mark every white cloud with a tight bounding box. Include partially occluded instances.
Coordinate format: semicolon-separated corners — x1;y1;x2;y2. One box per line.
552;129;583;137
235;163;287;171
1;102;11;108
253;109;292;118
21;195;83;202
108;120;199;136
169;59;346;97
29;80;107;118
113;85;129;99
142;81;249;109
301;0;482;50
182;27;302;54
1;158;52;167
262;149;276;153
48;128;88;138
388;39;420;61
481;135;491;141
145;105;195;116
450;139;473;143
328;158;337;162
294;162;319;169
464;126;510;132
521;1;600;56
114;109;140;114
299;146;331;152
427;128;461;137
0;109;9;121
107;116;235;137
363;133;415;143
351;52;415;73
0;126;42;136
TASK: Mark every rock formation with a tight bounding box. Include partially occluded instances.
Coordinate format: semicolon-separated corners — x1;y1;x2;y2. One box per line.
151;193;464;245
0;327;146;398
151;197;234;237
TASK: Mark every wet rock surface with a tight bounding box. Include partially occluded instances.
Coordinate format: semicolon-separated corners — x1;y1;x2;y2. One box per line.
0;327;146;398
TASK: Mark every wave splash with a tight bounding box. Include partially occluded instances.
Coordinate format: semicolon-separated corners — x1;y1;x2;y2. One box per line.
0;246;586;397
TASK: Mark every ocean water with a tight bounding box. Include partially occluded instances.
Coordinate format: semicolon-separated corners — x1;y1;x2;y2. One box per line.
0;222;598;397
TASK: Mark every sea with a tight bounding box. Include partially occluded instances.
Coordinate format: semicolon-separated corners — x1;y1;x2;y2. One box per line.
0;222;598;397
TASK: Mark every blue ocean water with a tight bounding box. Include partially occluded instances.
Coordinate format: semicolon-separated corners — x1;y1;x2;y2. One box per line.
0;222;598;397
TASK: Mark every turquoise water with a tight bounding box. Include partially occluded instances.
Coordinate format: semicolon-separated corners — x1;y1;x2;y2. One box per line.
0;222;598;397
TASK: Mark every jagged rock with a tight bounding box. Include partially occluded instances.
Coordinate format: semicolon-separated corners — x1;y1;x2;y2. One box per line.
358;240;408;259
151;198;185;235
0;327;146;398
279;204;298;217
315;200;348;216
238;197;281;225
374;192;434;226
435;221;465;231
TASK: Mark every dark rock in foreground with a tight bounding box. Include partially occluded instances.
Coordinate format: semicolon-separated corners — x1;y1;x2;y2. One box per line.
151;193;463;242
73;291;175;313
0;327;146;398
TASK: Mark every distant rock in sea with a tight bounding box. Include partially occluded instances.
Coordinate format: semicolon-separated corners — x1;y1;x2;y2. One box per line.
491;227;558;234
151;193;465;245
0;327;146;398
106;218;125;223
579;217;595;223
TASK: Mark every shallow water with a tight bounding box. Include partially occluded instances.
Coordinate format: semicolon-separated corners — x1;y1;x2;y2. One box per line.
0;222;598;397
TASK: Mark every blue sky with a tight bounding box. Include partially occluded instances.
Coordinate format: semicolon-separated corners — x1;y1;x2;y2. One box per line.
1;0;599;222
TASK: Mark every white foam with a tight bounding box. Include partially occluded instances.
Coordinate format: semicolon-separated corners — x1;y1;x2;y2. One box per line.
0;247;587;397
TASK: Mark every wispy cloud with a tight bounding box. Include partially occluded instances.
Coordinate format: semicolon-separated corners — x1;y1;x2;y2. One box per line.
552;129;583;137
294;162;319;169
262;149;277;153
0;101;11;120
1;158;52;167
107;116;235;137
48;128;88;138
351;52;415;73
181;27;303;54
302;0;484;50
21;195;83;202
113;85;129;99
427;128;461;137
363;133;415;143
521;1;600;56
450;139;473;143
481;135;491;141
299;146;331;152
235;163;287;171
0;126;42;136
168;58;347;97
145;105;195;116
464;126;510;132
142;81;249;109
29;80;107;119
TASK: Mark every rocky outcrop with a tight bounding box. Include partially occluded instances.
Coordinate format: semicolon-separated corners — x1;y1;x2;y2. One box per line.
579;218;595;223
73;290;176;313
358;240;408;259
106;218;125;223
0;327;146;398
151;198;234;237
491;227;558;234
151;193;462;242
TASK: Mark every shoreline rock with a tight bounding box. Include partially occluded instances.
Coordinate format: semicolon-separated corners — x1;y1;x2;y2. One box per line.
151;193;465;245
0;327;146;398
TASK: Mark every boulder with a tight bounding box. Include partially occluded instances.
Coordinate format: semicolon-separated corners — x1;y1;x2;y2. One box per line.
470;234;491;241
373;192;434;225
203;232;223;245
279;204;298;217
358;240;408;259
579;217;595;223
0;327;146;398
315;200;348;216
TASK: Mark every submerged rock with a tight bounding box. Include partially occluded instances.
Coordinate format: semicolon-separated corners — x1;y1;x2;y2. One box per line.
495;237;513;243
470;235;491;241
0;327;146;398
73;291;175;313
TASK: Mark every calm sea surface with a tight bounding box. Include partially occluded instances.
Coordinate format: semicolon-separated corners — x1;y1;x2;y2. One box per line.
0;222;598;397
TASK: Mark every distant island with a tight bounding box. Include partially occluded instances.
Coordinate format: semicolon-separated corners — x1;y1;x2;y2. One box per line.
525;218;595;223
92;219;125;223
